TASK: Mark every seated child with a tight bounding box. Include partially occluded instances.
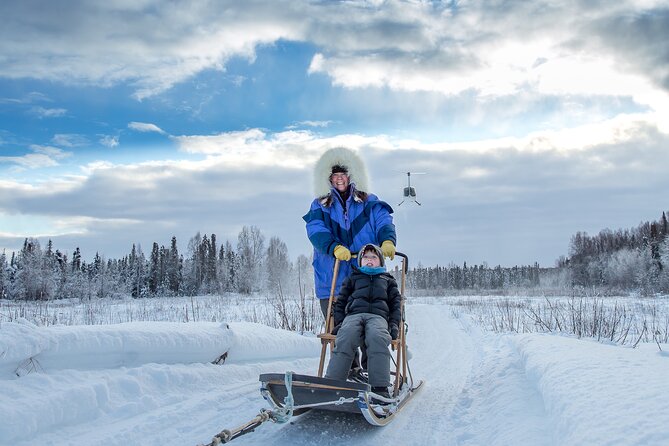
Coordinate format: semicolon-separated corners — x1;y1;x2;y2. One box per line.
325;243;401;398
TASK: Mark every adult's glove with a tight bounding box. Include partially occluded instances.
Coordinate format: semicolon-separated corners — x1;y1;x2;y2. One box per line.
381;240;396;260
390;323;400;340
331;323;342;335
334;245;352;261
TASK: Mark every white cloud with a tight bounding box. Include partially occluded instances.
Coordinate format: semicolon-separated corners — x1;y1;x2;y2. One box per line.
128;122;167;134
0;2;306;99
286;120;333;129
306;1;669;114
0;153;59;169
51;134;89;148
30;145;72;159
1;0;666;113
173;111;667;164
0;91;51;104
0;145;72;170
173;128;390;168
30;106;67;118
1;120;668;266
99;135;120;148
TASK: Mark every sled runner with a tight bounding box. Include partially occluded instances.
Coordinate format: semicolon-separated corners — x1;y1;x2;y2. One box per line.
200;252;423;445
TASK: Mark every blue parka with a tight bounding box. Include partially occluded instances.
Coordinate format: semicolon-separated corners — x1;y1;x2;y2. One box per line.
303;184;396;299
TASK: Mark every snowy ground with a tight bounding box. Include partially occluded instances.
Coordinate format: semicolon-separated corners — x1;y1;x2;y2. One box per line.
1;302;668;446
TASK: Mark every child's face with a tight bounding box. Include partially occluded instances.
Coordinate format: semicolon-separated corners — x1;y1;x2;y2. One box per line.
362;250;381;267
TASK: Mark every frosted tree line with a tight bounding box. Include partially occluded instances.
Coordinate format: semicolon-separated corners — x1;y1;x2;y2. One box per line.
0;226;314;301
406;211;669;295
407;262;542;292
563;211;669;294
2;211;668;301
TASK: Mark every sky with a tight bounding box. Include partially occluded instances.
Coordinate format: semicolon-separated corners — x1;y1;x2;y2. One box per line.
1;0;668;267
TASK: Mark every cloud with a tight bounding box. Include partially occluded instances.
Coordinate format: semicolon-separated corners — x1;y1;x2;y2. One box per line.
172;112;666;167
286;120;333;129
0;153;59;169
30;106;67;118
0;1;307;99
30;145;71;159
0;145;71;169
0;91;51;104
51;134;89;148
128;122;166;134
172;128;390;168
2;0;664;110
0;0;664;151
2;118;668;265
1;0;668;265
99;135;119;148
307;1;669;113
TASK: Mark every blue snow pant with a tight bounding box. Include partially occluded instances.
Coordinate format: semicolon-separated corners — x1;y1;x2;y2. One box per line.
325;313;392;387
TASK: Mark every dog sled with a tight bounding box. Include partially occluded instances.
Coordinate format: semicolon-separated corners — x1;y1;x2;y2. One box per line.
201;252;423;445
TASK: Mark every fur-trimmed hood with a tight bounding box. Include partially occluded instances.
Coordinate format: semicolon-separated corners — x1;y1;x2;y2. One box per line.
313;147;370;198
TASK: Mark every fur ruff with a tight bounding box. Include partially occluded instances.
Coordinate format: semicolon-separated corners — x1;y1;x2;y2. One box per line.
313;147;370;198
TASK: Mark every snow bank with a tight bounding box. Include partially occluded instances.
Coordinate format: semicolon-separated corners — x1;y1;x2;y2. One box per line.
0;320;51;377
0;320;319;379
510;334;669;445
0;321;232;377
226;322;320;363
0;320;320;444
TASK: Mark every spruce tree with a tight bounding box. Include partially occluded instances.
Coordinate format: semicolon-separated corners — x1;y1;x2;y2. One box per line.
149;242;160;295
0;250;6;299
167;236;180;295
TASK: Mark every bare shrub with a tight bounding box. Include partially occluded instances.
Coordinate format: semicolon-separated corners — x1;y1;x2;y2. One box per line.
450;296;668;348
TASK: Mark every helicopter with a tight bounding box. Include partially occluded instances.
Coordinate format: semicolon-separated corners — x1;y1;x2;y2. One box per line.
398;172;426;206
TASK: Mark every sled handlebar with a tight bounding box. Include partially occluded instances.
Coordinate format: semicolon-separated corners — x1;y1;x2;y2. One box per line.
395;251;408;273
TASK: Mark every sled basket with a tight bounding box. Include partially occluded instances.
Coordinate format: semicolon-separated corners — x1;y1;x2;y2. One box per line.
260;373;368;414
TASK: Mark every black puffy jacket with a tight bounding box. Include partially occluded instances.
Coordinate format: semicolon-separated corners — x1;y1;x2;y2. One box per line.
333;269;401;328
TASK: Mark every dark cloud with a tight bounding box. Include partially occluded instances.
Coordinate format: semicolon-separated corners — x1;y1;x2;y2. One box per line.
586;7;669;92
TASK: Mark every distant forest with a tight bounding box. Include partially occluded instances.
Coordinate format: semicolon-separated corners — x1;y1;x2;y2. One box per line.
1;210;668;301
562;211;669;294
410;210;669;295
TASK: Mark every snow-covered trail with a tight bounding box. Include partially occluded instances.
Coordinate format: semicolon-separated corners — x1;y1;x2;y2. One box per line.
218;304;553;446
7;304;523;446
4;303;668;445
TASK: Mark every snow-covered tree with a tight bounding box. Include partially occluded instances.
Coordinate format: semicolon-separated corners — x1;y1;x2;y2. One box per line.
185;232;202;294
208;234;217;289
128;244;147;298
0;250;7;299
90;251;107;298
265;236;290;294
15;238;46;300
293;254;314;297
167;236;181;295
658;237;669;292
602;248;639;290
223;241;237;292
236;226;265;294
149;242;160;295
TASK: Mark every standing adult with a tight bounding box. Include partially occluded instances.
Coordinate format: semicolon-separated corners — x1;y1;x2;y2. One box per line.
303;147;397;319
